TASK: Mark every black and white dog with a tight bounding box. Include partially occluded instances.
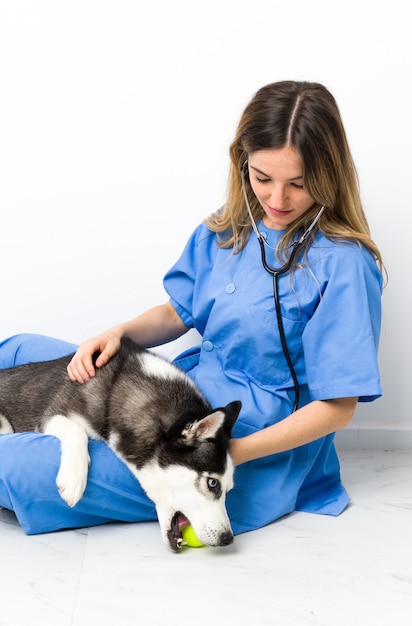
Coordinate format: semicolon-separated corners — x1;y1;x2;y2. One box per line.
0;337;241;550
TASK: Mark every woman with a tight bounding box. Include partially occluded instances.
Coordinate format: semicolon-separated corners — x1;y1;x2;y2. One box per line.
0;81;384;535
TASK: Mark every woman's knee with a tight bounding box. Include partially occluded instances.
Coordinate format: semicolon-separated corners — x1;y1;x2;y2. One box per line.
0;333;78;368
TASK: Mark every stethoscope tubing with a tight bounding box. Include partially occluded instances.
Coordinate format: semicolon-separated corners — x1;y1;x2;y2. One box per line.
258;236;303;412
241;160;324;413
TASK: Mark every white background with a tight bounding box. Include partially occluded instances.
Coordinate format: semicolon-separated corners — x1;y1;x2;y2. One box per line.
0;0;410;447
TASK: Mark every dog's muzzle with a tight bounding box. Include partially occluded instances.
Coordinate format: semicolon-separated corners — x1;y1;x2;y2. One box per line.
168;511;234;551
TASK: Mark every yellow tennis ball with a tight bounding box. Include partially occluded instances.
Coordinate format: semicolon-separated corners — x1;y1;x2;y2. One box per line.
182;525;205;548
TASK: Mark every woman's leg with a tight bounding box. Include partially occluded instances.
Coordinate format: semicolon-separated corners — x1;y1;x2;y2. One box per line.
0;333;79;368
0;433;157;534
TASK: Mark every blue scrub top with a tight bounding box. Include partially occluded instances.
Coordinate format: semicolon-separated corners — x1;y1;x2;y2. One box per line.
163;222;383;532
0;221;383;536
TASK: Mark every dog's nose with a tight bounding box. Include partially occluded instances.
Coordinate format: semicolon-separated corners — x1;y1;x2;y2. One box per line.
220;531;234;546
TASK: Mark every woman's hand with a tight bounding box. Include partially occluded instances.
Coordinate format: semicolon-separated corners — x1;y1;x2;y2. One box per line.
67;302;189;384
67;332;122;383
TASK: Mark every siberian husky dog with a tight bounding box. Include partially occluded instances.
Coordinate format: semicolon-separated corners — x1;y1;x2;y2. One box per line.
0;337;241;551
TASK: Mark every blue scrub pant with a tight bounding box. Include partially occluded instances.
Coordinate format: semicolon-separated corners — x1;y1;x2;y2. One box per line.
0;334;157;534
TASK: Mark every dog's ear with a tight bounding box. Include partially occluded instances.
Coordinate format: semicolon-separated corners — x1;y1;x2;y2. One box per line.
181;400;241;442
221;400;241;436
181;411;226;442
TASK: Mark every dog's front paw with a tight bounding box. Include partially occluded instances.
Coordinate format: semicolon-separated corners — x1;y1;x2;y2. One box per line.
43;415;91;507
56;452;90;507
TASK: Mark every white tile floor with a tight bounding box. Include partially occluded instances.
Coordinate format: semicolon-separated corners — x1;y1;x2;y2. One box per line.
1;449;411;626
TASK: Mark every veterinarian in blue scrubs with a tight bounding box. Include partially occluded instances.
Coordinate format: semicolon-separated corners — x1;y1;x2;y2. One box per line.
0;81;384;536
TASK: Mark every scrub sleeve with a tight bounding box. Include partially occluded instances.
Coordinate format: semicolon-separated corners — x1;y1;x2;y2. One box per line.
0;334;157;534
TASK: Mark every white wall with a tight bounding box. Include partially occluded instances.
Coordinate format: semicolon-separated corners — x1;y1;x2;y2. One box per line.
1;0;411;449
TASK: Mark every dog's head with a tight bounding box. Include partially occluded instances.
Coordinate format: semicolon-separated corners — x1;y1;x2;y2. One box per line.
137;400;241;551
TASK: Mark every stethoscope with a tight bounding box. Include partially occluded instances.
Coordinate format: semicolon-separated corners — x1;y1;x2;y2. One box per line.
241;160;325;412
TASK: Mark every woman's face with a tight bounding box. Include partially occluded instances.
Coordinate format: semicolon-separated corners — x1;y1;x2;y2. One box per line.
248;146;315;230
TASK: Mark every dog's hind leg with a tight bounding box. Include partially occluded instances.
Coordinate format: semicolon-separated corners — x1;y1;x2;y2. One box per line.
43;414;90;508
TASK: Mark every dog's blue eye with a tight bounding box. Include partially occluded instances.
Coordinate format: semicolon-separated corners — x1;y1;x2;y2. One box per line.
207;477;219;491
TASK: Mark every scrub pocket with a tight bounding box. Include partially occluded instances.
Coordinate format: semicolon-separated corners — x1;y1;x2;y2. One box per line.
224;304;305;387
173;345;201;375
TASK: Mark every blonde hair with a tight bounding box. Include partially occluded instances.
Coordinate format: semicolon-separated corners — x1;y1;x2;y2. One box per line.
206;81;385;275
